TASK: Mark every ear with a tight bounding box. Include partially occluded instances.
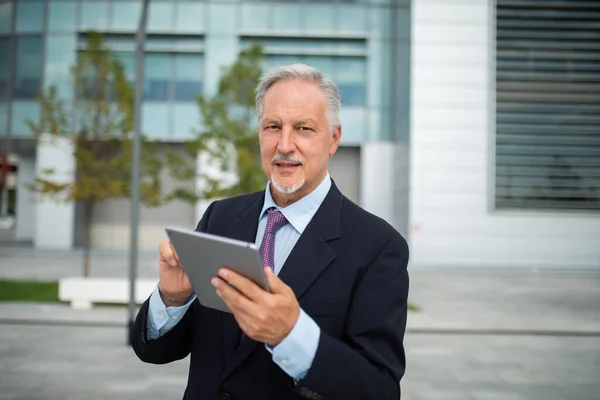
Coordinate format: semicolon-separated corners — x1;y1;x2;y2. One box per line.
329;125;342;156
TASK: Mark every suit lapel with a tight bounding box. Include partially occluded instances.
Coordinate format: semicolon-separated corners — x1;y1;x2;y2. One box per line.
220;182;344;382
220;192;264;369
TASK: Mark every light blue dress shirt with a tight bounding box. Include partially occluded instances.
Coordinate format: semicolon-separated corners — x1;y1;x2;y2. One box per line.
147;172;332;380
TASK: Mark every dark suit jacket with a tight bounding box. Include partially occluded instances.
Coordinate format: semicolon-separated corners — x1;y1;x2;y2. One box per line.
132;181;410;400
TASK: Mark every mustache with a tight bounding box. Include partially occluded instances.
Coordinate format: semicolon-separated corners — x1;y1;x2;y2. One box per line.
271;155;303;164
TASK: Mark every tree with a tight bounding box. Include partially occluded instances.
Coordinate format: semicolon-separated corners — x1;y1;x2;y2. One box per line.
27;31;163;277
166;43;266;203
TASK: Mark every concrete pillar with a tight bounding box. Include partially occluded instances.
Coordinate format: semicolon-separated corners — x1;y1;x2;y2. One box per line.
34;134;75;249
15;157;35;241
360;141;396;227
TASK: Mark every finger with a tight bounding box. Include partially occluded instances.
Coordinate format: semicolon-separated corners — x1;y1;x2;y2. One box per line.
218;268;266;303
212;276;258;314
159;241;178;267
169;242;181;267
264;267;288;295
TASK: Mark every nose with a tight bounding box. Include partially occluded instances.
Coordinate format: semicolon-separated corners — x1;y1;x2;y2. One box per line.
277;126;295;154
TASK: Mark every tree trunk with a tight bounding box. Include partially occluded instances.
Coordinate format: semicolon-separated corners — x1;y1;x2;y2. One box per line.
82;201;94;277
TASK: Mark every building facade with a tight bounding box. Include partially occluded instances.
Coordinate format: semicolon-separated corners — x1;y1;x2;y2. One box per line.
1;0;599;270
0;0;411;251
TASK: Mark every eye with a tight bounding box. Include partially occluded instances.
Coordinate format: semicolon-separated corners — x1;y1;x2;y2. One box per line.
264;125;280;131
299;126;313;132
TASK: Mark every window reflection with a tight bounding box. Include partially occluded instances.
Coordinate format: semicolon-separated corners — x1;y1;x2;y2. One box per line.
48;1;77;32
144;53;170;101
174;54;203;102
11;101;39;136
13;37;44;99
336;57;366;106
16;1;44;33
113;52;136;83
0;3;12;35
45;35;76;100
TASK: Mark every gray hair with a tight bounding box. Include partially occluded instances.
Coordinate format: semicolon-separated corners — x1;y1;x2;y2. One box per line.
255;63;341;134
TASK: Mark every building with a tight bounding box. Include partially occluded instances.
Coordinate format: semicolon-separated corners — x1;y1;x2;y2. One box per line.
1;0;598;270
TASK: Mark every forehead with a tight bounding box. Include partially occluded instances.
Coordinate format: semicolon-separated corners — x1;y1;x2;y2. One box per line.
262;79;326;118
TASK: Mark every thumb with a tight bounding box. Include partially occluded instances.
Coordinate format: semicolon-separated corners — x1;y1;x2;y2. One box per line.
265;267;285;294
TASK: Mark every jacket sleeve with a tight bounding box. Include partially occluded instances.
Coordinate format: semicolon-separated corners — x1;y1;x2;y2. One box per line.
131;201;216;364
295;234;410;400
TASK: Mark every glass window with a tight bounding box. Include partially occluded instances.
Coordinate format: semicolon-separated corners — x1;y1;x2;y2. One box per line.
174;3;204;33
16;1;44;33
148;2;174;31
144;53;170;101
339;107;366;144
273;4;301;32
0;39;9;100
174;54;203;102
142;102;170;139
45;35;76;100
11;101;39;136
172;103;198;140
335;57;366;106
13;37;44;99
240;4;269;33
113;52;136;84
48;1;77;32
112;2;141;31
0;2;12;35
80;2;109;31
0;102;7;135
304;5;336;34
208;4;236;36
338;6;367;33
304;56;334;80
264;55;300;72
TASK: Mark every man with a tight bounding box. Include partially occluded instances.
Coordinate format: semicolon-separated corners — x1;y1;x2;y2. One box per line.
132;64;410;399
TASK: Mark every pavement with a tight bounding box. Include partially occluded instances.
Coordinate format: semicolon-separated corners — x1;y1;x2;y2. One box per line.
1;247;599;400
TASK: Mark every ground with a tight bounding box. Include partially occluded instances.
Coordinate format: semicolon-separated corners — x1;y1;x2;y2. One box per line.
0;249;598;400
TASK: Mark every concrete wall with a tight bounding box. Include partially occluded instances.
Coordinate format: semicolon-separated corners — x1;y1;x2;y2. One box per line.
14;157;35;241
33;135;75;249
409;0;600;270
86;144;196;250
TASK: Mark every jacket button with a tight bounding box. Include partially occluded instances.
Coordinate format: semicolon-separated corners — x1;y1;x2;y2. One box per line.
218;392;230;400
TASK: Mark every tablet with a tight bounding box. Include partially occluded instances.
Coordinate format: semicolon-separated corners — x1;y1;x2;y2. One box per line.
165;226;269;314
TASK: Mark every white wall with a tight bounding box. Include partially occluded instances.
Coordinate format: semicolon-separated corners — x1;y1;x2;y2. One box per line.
362;142;395;226
15;157;35;241
409;0;600;270
34;135;75;249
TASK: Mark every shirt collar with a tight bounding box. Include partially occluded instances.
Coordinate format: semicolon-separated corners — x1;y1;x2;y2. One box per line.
259;172;332;234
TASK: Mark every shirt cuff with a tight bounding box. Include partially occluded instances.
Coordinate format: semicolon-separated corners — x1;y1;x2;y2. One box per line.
266;308;320;380
146;284;196;340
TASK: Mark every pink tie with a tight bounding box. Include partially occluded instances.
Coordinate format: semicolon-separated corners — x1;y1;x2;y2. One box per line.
259;209;288;270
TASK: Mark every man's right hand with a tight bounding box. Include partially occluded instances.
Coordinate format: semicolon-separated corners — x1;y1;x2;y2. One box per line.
158;239;194;307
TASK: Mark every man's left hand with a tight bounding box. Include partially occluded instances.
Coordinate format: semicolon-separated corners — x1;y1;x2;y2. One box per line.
211;267;300;347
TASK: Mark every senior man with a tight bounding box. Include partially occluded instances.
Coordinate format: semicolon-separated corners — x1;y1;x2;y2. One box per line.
132;63;410;400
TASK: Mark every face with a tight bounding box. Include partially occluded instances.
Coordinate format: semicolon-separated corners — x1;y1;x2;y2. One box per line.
259;79;341;206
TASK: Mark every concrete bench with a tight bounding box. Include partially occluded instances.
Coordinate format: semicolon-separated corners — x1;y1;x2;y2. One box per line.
58;277;158;310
